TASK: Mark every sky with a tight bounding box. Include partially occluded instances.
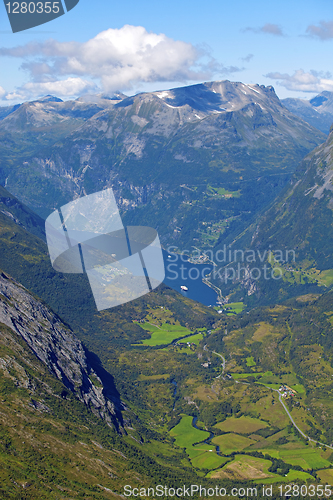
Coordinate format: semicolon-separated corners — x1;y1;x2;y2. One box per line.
1;0;333;104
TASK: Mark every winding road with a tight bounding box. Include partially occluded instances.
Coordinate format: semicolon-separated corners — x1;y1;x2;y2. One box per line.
213;350;226;378
203;344;333;450
268;386;333;450
203;344;226;378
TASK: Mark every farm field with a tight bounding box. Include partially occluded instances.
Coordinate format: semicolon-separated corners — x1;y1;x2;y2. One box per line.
170;415;209;448
191;450;230;470
230;370;306;395
259;470;314;483
232;372;264;379
183;333;203;345
208;452;321;483
214;416;268;434
138;373;170;381
211;433;256;454
208;454;275;480
133;322;194;346
317;469;333;483
207;185;240;198
186;443;215;459
169;416;227;469
263;447;331;470
223;302;244;315
168;410;332;478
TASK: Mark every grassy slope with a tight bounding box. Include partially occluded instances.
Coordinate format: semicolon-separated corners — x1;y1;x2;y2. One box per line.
0;324;148;499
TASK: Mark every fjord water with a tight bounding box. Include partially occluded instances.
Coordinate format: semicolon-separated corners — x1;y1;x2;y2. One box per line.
162;250;219;307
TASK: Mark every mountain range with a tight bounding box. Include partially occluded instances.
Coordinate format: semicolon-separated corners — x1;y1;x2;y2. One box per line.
1;80;333;494
0;80;326;252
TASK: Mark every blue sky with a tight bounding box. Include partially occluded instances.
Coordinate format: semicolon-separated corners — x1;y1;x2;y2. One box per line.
1;0;333;103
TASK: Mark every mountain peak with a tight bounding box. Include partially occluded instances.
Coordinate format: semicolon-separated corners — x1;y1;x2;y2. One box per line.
149;80;280;115
33;95;63;103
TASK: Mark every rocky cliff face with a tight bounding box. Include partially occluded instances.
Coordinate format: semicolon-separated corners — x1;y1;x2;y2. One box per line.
0;270;123;429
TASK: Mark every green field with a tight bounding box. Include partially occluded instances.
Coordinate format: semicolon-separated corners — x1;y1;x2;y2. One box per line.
263;447;331;470
259;469;314;484
246;356;256;367
191;451;229;469
214;416;268;434
223;302;244;315
232;372;264;379
186;443;215;459
212;433;255;454
169;416;229;469
258;382;281;389
318;268;333;286
185;333;203;345
133;322;194;346
138;373;170;381
317;468;333;483
291;384;306;394
207;186;240;198
170;415;209;448
188;443;230;469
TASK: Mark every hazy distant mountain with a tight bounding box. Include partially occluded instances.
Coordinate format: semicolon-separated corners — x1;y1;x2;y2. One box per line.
282;91;333;134
251;124;333;269
0;80;325;251
221;122;333;306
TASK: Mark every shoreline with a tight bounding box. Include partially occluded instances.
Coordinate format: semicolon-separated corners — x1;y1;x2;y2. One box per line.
202;276;225;305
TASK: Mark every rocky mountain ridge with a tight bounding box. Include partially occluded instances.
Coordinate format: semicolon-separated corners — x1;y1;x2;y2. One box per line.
0;270;123;429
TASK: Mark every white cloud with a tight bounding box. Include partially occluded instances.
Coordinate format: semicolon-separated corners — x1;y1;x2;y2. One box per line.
5;92;26;101
265;69;333;93
21;77;96;97
0;86;6;99
243;23;284;36
306;21;333;40
0;25;234;100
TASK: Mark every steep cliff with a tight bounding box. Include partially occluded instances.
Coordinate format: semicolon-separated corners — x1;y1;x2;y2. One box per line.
0;270;123;429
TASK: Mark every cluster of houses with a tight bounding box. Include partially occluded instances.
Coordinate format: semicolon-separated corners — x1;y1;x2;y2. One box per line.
175;341;196;350
279;385;297;398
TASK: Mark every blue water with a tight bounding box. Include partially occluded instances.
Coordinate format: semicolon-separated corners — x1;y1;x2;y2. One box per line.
162;250;219;307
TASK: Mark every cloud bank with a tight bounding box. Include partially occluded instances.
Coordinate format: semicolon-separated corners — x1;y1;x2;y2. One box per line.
265;69;333;93
0;25;238;100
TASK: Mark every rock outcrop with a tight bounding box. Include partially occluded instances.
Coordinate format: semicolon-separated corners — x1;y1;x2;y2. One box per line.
0;270;123;429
